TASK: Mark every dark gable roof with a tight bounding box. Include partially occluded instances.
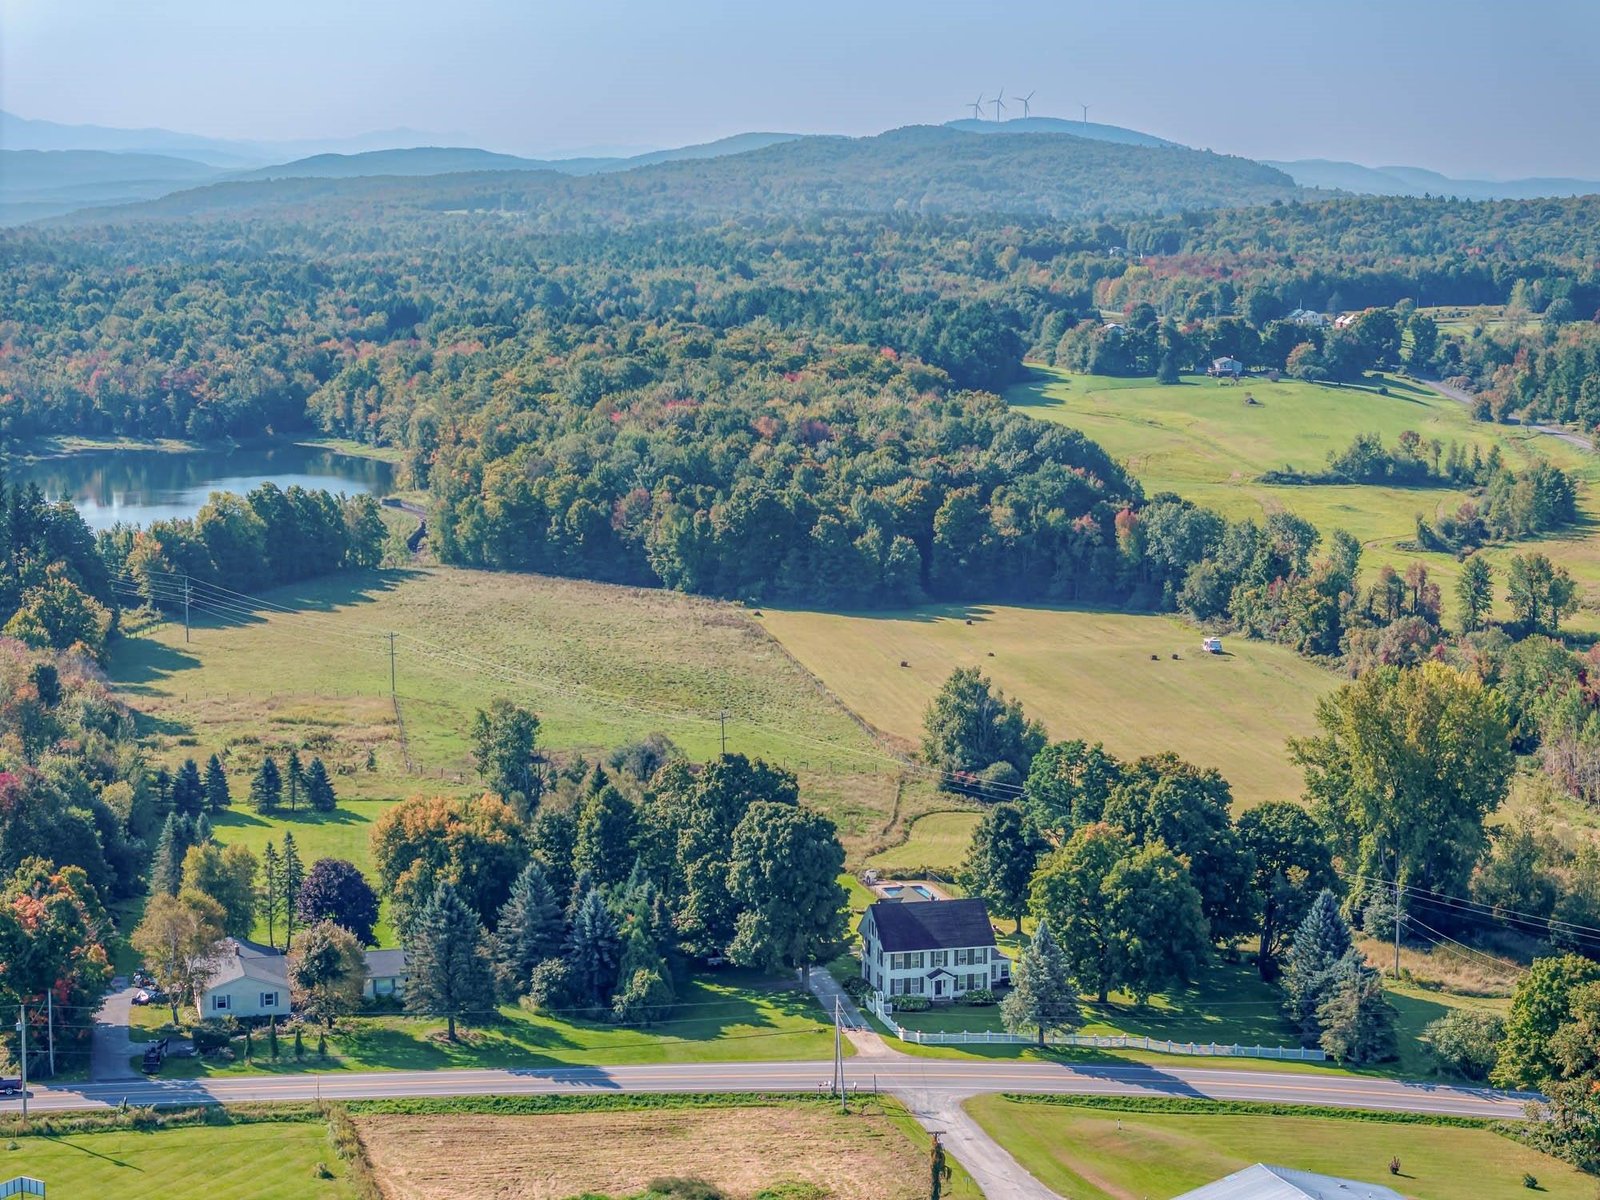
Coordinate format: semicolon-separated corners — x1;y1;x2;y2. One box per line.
868;899;996;952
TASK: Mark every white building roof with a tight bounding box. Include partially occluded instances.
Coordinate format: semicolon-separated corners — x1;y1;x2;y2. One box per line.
202;938;290;992
1175;1164;1406;1200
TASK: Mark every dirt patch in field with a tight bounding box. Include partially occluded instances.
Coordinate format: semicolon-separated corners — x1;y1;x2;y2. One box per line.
356;1105;927;1200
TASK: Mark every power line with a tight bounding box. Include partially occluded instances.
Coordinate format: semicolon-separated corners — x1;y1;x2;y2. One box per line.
1338;868;1600;943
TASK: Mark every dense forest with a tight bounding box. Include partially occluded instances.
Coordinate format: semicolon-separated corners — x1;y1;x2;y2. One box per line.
5;155;1600;609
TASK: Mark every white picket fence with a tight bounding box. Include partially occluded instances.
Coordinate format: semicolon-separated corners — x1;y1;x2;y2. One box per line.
865;993;1325;1061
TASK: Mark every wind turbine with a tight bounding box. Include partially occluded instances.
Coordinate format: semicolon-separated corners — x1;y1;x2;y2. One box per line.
991;87;1007;121
969;93;986;120
1017;90;1036;119
1079;102;1091;127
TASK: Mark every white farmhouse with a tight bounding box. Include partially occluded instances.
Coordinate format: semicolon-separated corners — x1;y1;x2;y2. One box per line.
195;938;289;1021
859;898;1010;1002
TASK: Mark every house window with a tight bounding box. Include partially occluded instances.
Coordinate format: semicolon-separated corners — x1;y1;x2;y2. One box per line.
261;992;278;1008
890;978;903;996
910;952;925;969
973;948;987;964
931;951;948;967
213;994;230;1011
954;949;968;966
911;977;924;995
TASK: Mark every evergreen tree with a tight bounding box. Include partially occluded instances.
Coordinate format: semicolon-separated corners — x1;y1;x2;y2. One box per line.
204;753;232;812
280;832;305;950
1282;889;1354;1036
611;925;674;1026
1316;955;1399;1063
250;756;282;814
262;842;282;948
404;881;495;1040
490;861;566;999
148;812;187;897
170;758;205;818
304;757;337;812
193;812;212;844
1000;922;1083;1046
564;888;621;1009
284;748;304;812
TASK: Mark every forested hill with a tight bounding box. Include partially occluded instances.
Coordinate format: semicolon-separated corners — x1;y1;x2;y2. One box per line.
54;125;1300;226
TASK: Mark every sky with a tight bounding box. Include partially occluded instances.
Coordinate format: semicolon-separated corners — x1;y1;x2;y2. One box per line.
4;0;1600;178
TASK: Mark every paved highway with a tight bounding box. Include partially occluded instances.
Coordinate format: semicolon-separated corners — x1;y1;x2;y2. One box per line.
0;1056;1540;1119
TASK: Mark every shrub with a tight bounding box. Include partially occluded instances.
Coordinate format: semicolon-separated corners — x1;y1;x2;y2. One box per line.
1422;1010;1505;1081
1521;1174;1537;1189
840;976;874;1002
644;1179;725;1200
963;988;997;1007
893;995;930;1012
190;1018;238;1055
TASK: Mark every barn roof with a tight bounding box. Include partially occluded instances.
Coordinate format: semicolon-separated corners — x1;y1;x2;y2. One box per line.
866;898;996;952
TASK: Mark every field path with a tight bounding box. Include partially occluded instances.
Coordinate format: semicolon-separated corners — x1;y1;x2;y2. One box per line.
1420;378;1594;452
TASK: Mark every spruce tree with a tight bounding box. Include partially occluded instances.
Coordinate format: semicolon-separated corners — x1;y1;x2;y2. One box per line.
564;888;621;1009
281;832;305;950
1316;954;1400;1063
305;757;337;812
193;812;213;845
204;754;232;812
404;881;494;1041
285;749;304;812
149;813;186;897
1282;888;1354;1036
262;842;282;948
171;758;205;818
1000;921;1083;1045
490;862;566;999
250;756;282;814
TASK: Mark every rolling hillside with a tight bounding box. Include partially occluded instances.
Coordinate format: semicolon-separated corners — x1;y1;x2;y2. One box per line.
62;124;1301;225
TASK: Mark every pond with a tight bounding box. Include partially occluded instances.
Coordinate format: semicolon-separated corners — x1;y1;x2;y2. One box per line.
6;443;397;532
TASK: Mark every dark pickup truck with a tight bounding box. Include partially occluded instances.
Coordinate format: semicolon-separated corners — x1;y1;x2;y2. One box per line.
0;1077;22;1096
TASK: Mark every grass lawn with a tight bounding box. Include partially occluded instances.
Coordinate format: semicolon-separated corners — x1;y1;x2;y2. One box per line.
138;972;842;1076
1007;365;1600;634
3;1121;355;1199
965;1096;1596;1200
873;955;1497;1079
866;810;981;876
759;603;1334;808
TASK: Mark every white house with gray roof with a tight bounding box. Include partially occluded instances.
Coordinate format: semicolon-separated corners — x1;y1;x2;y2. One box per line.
859;897;1009;1002
195;938;289;1020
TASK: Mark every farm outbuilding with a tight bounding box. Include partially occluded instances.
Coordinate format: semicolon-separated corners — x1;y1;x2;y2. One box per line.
1174;1164;1404;1200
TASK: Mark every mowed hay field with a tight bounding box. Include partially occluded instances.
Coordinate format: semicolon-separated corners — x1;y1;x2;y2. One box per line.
108;566;909;854
356;1105;943;1200
1008;366;1600;632
760;605;1335;807
965;1098;1597;1200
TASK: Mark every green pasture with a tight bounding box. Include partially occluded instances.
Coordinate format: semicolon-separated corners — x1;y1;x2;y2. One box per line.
965;1096;1593;1200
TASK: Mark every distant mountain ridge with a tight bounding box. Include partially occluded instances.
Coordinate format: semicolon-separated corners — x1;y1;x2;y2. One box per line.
52;125;1300;227
239;133;803;181
1269;157;1600;200
944;116;1178;149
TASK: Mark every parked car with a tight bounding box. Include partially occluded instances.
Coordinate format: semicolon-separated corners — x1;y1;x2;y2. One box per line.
0;1077;22;1096
132;988;166;1005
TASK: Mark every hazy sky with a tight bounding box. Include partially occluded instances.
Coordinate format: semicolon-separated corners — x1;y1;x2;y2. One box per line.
5;0;1599;177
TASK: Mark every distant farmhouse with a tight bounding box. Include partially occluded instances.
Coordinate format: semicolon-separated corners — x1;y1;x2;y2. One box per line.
1286;308;1330;328
1175;1163;1405;1200
1208;356;1244;379
196;938;410;1019
859;897;1010;1002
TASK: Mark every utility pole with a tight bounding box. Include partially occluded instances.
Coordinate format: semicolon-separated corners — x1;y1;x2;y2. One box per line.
183;576;192;643
16;1003;28;1123
45;992;53;1078
718;711;728;758
1393;867;1404;979
387;632;397;698
833;996;845;1112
